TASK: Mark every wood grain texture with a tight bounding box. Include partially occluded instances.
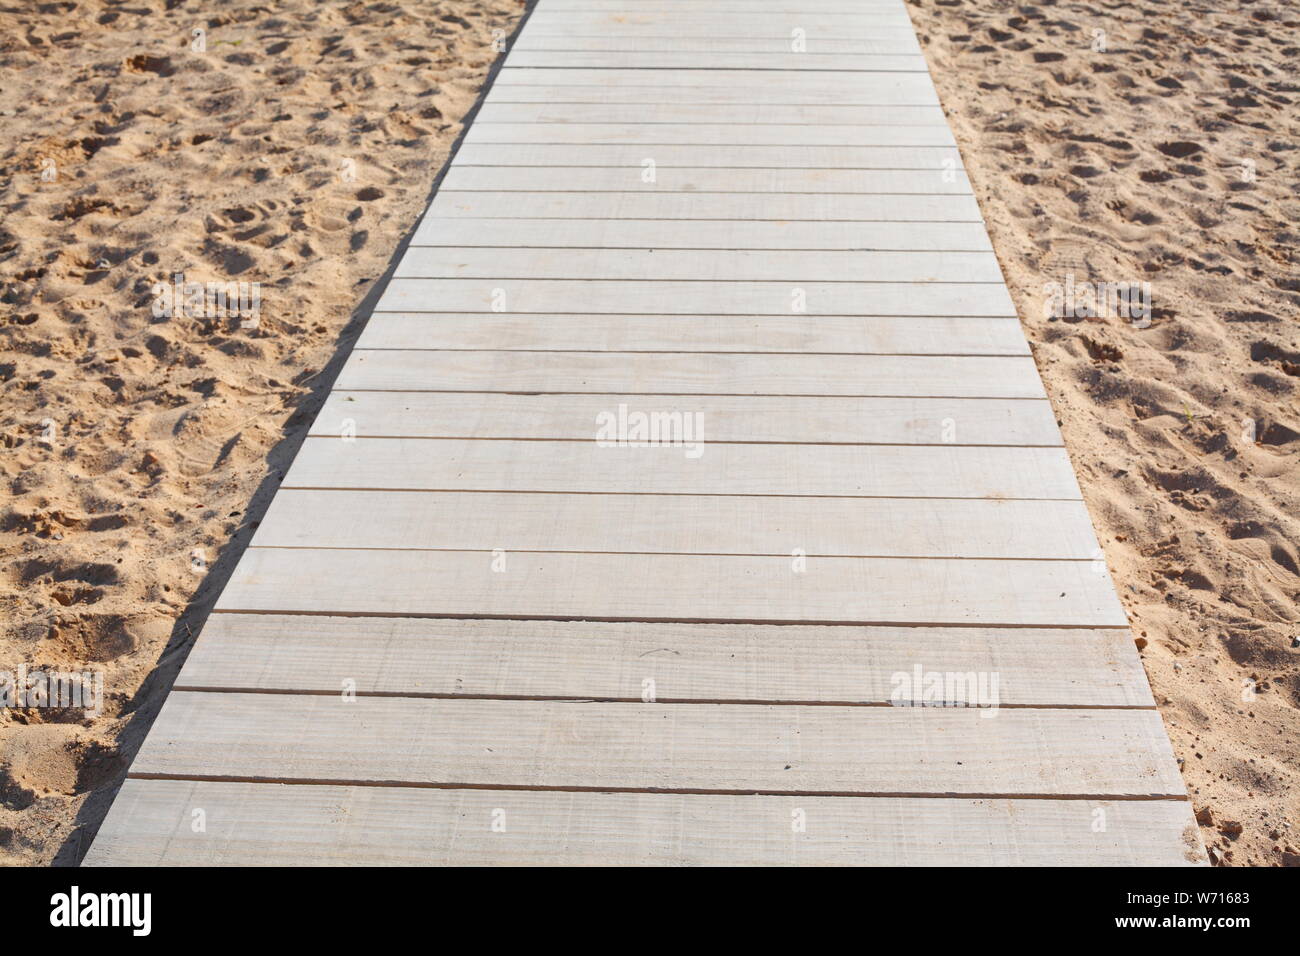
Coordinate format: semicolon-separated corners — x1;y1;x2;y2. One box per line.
443;165;970;191
520;15;916;36
425;191;983;220
540;0;913;8
463;123;955;146
503;52;928;71
282;438;1084;499
392;247;1000;282
373;279;1015;316
409;218;992;251
355;314;1021;354
509;38;926;58
489;83;938;105
538;0;912;9
334;351;1045;398
175;616;1153;706
84;781;1203;867
452;141;961;167
128;693;1178;794
520;15;917;34
250;491;1102;558
476;103;943;124
311;392;1061;446
214;548;1126;626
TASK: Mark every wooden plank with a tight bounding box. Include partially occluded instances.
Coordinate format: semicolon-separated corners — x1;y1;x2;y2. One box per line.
496;67;931;85
494;69;940;102
463;122;955;146
409;218;993;251
393;248;1000;283
355;314;1023;354
441;167;971;193
174;615;1152;706
127;693;1175;793
538;0;913;9
82;0;1198;870
426;191;983;221
512;36;925;57
520;15;917;35
475;102;945;124
311;393;1060;446
334;351;1044;398
451;145;963;171
502;52;929;71
84;781;1203;867
282;438;1083;499
251;491;1101;559
487;83;938;106
374;280;1015;315
214;548;1124;626
540;0;913;8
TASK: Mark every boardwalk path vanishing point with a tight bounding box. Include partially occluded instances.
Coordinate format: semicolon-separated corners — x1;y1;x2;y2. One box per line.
86;0;1205;866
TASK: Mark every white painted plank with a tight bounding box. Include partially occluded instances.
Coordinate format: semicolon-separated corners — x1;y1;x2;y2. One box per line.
252;491;1101;559
487;83;938;105
374;279;1015;315
82;0;1197;870
494;69;940;103
215;548;1125;626
393;248;1001;283
409;218;992;251
441;167;970;193
512;36;925;56
84;781;1204;867
174;615;1152;706
128;694;1174;793
283;438;1083;499
311;391;1054;443
312;393;1059;446
356;314;1021;354
426;191;983;221
540;0;913;8
521;14;916;34
496;67;931;85
334;351;1044;398
451;144;962;171
463;122;955;146
503;52;928;71
475;102;945;124
538;0;912;9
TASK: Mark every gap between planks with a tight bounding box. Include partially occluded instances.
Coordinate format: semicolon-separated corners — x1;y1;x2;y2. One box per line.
124;694;1182;796
123;774;1188;803
169;688;1155;711
174;616;1154;708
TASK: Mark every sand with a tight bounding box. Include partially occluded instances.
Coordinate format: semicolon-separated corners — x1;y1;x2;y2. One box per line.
0;0;1294;867
0;0;526;865
908;0;1299;865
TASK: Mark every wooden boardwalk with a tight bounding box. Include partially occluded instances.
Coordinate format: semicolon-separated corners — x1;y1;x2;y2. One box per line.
86;0;1204;866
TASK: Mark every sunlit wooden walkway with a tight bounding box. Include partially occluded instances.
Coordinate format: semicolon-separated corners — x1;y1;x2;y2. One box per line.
86;0;1204;866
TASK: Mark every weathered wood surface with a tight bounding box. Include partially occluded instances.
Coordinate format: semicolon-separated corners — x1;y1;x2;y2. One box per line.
85;781;1202;867
126;693;1182;795
86;0;1200;867
173;616;1154;707
310;392;1060;445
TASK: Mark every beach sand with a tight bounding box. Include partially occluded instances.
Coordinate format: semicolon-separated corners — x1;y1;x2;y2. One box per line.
0;0;1295;866
0;0;526;865
908;0;1298;865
